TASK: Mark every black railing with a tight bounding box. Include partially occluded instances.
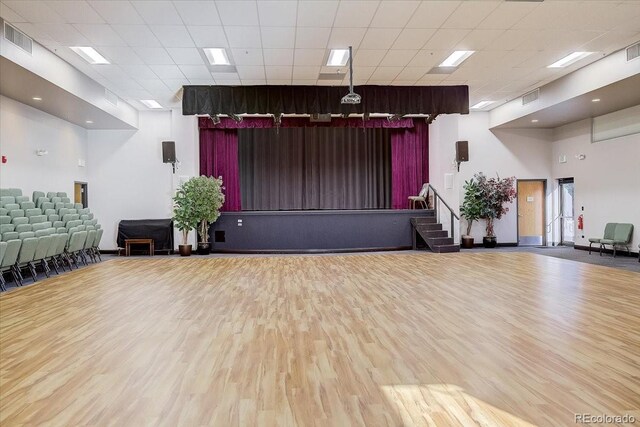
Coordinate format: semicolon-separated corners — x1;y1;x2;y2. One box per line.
427;184;460;242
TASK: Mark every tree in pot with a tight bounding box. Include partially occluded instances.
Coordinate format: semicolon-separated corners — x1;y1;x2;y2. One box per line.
172;181;199;256
190;176;225;255
476;173;517;248
459;177;484;249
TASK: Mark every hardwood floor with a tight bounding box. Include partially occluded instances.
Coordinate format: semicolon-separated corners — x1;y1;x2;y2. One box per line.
1;253;639;426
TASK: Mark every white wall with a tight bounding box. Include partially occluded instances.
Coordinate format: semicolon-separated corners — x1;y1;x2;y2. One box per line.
430;112;554;244
87;110;198;250
0;95;88;198
552;118;640;251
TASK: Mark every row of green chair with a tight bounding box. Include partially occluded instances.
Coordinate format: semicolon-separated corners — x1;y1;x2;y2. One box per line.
588;223;635;257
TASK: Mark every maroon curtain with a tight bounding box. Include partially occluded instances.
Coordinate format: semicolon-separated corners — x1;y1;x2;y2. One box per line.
200;129;241;211
391;121;429;209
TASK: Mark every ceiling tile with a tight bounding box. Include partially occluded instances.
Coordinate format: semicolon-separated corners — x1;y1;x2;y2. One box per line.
216;1;259;26
390;80;417;86
477;2;539;30
187;26;228;48
422;29;470;51
354;50;387;67
98;46;144;65
38;23;90;45
88;1;145;25
370;1;419;28
44;1;105;24
513;1;576;30
137;78;171;92
149;64;185;79
73;24;127;46
211;72;239;80
370;67;402;81
292;79;317;85
258;1;297;26
187;78;214;85
267;78;292;85
236;66;266;79
174;1;221;26
297;1;338;27
295;27;331;49
120;64;158;79
162;78;191;90
231;49;264;65
263;49;294;65
131;1;182;25
261;27;296;49
178;64;212;79
111;25;161;47
407;1;460;29
294;49;326;66
292;66;321;79
359;28;401;50
241;79;267;85
328;28;367;49
391;28;436;50
455;29;505;51
215;78;242;85
379;50;418;67
0;2;26;23
3;1;64;23
150;25;195;48
265;65;292;79
166;47;204;65
395;67;427;81
352;66;376;81
334;1;379;28
225;26;262;48
133;47;175;64
407;50;443;68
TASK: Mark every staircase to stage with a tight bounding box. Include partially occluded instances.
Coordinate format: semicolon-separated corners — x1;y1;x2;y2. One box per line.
411;213;460;253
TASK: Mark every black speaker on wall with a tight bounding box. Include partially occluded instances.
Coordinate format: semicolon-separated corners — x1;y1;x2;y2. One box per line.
162;141;176;163
455;140;469;171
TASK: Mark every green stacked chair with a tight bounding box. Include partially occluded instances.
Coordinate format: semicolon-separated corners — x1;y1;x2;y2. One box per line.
25;208;42;218
63;214;79;225
9;209;24;219
12;217;28;226
32;222;52;231
74;203;83;210
32;191;45;204
0;208;8;216
15;224;32;233
0;241;7;290
66;220;82;230
19;201;35;210
83;219;97;227
61;197;72;204
1;215;11;224
33;229;54;278
1;224;14;234
46;192;57;199
45;231;65;274
29;215;47;224
82;228;97;263
2;232;19;242
51;197;62;205
63;203;74;209
92;228;103;261
15;196;29;204
41;202;55;211
35;197;49;209
0;239;21;288
58;208;70;218
15;231;38;283
600;224;634;257
54;202;65;210
57;192;67;198
1;196;15;207
4;203;20;212
66;230;87;267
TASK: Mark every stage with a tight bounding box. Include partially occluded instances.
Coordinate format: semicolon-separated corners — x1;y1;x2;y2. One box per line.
209;209;433;253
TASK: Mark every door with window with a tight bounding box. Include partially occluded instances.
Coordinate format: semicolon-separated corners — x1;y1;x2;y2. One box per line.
559;178;574;246
74;182;88;208
517;180;546;246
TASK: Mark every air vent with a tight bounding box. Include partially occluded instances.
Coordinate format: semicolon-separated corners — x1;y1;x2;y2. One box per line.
318;72;345;81
3;22;32;54
522;88;539;105
627;42;640;62
310;114;331;123
104;88;119;106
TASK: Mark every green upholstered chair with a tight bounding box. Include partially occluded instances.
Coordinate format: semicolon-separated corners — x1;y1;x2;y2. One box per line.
0;208;7;216
0;189;12;197
16;232;38;282
74;203;83;210
0;241;6;291
33;229;54;278
63;203;74;209
53;233;70;270
78;208;90;215
83;219;97;227
54;202;65;211
41;202;55;211
48;214;60;223
61;197;71;204
15;196;28;203
32;191;45;203
9;189;22;197
600;223;634;257
82;229;97;263
57;192;67;198
0;239;21;288
12;217;28;226
0;216;10;224
4;203;20;212
19;201;35;210
92;228;103;262
32;222;52;232
62;214;79;225
29;215;47;224
9;209;24;219
36;197;49;209
1;224;15;234
25;208;42;218
2;232;19;242
67;231;88;267
46;192;57;199
65;220;82;230
0;196;15;207
15;224;32;233
45;231;62;274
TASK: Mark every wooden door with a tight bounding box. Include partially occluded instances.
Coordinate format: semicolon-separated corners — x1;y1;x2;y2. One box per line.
517;180;545;246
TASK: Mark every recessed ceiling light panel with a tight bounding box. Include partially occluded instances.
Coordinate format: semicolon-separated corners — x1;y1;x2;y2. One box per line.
592;98;601;102
140;99;163;109
439;51;475;67
32;97;42;101
470;101;494;109
203;48;230;65
70;46;110;64
547;52;593;68
327;49;349;67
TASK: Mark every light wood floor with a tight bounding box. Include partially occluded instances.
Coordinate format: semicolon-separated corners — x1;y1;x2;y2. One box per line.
1;253;639;426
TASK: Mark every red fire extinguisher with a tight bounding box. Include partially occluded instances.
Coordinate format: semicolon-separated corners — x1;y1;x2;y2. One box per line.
577;214;584;230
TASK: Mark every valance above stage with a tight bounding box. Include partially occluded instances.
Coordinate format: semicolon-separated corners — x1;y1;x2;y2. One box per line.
183;85;469;116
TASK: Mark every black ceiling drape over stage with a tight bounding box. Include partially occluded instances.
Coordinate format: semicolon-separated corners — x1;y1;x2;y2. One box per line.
182;85;469;116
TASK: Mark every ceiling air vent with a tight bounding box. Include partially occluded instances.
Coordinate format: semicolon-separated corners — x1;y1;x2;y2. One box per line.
522;88;539;105
627;42;640;62
310;114;331;123
3;22;33;54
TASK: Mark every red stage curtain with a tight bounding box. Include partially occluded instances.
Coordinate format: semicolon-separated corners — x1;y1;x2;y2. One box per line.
199;128;242;211
390;121;429;209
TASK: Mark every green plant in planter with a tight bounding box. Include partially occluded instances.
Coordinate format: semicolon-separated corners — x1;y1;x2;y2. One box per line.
173;181;199;250
189;176;225;250
475;172;517;238
460;177;484;237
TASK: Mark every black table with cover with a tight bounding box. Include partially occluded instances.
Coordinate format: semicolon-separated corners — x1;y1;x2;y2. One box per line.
117;219;174;253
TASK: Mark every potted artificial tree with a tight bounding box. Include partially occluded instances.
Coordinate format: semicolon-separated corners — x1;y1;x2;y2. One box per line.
460;177;483;249
173;179;199;256
191;176;225;255
476;173;517;248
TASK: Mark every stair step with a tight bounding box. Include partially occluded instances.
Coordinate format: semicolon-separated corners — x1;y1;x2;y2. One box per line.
432;244;461;253
426;237;454;246
420;230;448;238
416;223;443;231
411;217;437;225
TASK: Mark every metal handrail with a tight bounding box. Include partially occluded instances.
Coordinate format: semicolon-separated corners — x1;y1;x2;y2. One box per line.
427;184;459;242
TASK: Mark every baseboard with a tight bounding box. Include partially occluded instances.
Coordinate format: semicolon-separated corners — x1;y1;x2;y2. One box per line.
469;242;518;248
574;245;639;257
212;246;412;254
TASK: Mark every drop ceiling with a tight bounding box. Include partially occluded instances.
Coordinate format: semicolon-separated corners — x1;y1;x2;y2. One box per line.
1;0;639;112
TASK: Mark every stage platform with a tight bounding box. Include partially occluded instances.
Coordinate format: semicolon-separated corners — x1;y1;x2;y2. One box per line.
209;209;433;253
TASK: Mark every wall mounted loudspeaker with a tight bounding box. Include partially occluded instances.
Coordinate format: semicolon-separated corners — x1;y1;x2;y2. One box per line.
455;140;469;171
162;141;177;173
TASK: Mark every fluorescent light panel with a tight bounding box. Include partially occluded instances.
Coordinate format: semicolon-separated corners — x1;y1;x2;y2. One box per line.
547;52;593;68
203;48;230;65
327;49;349;66
70;46;109;64
140;99;163;109
439;50;474;67
471;101;494;109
